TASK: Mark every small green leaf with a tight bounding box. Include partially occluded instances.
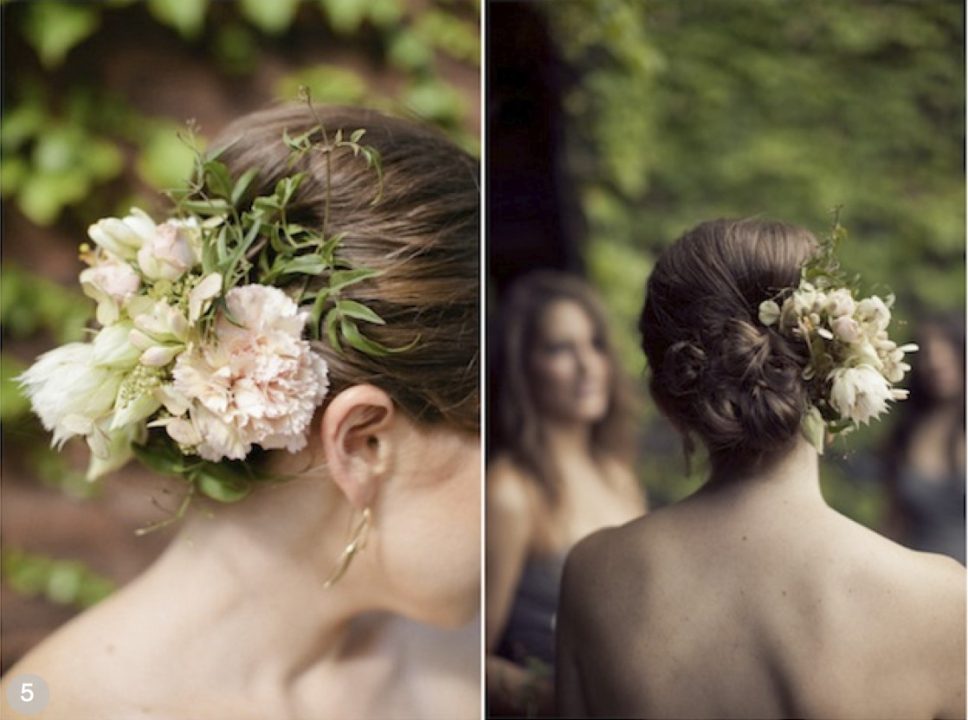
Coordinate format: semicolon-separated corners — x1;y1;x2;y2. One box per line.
324;307;342;351
336;299;385;325
194;466;251;503
231;167;260;206
800;405;826;454
341;317;388;356
350;128;366;143
132;439;193;477
329;267;381;293
204;160;233;198
179;198;232;216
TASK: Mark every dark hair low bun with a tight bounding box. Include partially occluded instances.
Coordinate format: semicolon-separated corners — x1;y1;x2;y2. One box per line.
694;318;807;456
641;218;816;467
662;341;707;398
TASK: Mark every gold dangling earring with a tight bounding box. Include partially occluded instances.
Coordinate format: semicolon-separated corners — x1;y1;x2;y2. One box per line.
323;507;372;589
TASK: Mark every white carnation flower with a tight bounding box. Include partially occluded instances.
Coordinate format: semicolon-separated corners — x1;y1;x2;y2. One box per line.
168;285;329;462
18;343;125;448
828;365;893;425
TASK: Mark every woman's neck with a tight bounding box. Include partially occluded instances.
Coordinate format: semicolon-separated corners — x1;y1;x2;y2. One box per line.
542;418;594;461
126;477;391;699
700;435;825;508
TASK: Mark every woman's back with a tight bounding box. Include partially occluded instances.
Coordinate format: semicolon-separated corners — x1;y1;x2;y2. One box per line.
558;472;967;719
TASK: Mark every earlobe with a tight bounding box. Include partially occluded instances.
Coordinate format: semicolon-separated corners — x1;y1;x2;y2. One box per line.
319;385;396;509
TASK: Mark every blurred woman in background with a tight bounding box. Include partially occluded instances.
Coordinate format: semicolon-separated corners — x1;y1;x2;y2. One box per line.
486;271;646;717
886;314;966;564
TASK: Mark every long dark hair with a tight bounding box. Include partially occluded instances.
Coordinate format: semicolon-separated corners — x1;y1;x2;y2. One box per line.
493;271;636;503
888;313;966;469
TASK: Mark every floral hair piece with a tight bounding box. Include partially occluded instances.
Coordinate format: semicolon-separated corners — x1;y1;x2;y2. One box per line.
19;96;398;508
757;212;917;453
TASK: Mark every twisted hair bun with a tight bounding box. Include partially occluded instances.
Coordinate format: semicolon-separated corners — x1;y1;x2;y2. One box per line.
641;219;815;466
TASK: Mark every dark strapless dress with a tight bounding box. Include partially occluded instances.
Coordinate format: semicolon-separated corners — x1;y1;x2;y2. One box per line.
896;466;966;564
497;552;567;669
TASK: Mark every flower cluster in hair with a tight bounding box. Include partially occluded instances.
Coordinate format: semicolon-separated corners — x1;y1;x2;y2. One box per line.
19;97;394;506
757;213;917;453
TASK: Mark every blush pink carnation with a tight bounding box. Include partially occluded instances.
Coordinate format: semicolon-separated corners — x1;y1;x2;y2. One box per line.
169;285;329;461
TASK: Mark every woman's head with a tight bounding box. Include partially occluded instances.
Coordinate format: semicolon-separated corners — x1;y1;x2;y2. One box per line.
495;271;633;499
640;218;816;468
212;105;480;623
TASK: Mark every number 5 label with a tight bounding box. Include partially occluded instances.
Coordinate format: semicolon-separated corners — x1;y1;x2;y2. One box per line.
5;675;49;715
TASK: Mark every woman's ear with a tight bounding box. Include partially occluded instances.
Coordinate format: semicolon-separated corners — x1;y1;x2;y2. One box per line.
319;385;396;509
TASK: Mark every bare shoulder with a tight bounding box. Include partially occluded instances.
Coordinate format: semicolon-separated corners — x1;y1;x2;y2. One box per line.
486;454;536;519
561;515;653;608
907;550;965;647
2;629;121;719
600;455;646;506
905;551;966;717
838;518;966;715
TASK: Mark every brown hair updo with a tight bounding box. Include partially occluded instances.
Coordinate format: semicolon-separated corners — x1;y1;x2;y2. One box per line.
639;219;815;467
212;105;479;432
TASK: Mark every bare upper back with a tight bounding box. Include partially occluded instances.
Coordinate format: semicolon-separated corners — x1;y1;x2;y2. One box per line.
558;495;966;719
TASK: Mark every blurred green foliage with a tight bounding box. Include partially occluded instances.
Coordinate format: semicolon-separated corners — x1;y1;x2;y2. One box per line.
2;548;115;609
545;0;964;524
2;0;478;227
0;265;92;344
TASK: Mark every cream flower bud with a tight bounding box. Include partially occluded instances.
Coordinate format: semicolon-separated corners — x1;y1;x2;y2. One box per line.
856;296;891;332
792;285;818;315
825;289;855;318
758;300;781;326
831;316;861;344
87;208;157;261
80;257;141;326
137;219;201;281
91;323;141;370
85;418;144;481
188;273;222;323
